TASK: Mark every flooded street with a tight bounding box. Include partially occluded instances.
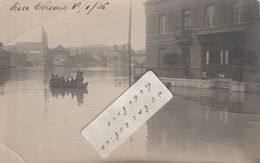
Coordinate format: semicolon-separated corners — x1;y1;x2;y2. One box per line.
0;67;260;163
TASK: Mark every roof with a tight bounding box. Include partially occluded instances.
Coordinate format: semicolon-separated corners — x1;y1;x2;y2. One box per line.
15;42;43;52
49;45;70;56
52;45;66;51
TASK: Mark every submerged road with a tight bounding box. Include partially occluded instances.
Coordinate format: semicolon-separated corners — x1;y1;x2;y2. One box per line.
0;67;259;163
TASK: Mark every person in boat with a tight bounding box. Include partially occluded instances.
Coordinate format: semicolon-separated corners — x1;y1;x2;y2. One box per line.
75;71;80;83
65;78;71;85
79;72;84;84
55;75;59;83
59;76;66;85
70;76;75;85
50;74;59;85
75;71;84;85
50;74;55;84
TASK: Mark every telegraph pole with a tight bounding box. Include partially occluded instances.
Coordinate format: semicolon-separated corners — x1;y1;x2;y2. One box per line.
128;0;133;87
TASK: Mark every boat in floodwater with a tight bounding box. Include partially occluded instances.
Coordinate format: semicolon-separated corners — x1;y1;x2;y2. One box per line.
49;81;88;89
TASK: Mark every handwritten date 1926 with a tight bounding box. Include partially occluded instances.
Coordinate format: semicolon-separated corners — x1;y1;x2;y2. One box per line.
72;1;110;15
10;0;110;15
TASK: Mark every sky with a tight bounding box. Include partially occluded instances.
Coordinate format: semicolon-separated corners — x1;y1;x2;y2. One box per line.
0;0;146;50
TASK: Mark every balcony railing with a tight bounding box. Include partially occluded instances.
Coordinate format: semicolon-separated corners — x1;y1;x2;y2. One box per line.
133;66;195;80
133;65;246;82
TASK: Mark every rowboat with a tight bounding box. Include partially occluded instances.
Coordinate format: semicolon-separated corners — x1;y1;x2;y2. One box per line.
49;82;88;89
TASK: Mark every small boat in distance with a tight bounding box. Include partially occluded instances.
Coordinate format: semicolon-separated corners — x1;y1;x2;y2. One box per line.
49;72;88;89
49;82;88;89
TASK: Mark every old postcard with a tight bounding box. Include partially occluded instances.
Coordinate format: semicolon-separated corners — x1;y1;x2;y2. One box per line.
0;0;260;163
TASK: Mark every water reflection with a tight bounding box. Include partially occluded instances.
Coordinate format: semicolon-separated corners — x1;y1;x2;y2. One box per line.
175;88;260;115
147;88;260;161
49;87;88;106
0;69;10;87
0;69;10;97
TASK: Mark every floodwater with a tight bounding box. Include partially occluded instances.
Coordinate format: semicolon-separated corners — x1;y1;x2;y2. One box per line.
0;67;260;163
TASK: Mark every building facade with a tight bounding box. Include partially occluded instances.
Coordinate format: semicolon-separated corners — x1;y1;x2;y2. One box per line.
6;42;44;67
145;0;260;82
70;45;132;68
0;43;10;70
49;45;69;67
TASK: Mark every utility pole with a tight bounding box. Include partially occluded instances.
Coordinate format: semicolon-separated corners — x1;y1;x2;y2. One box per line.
128;0;133;88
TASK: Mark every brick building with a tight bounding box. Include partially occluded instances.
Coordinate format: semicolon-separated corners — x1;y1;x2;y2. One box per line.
145;0;260;83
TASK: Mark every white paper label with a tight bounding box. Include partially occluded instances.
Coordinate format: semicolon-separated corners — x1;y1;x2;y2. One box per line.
82;71;173;158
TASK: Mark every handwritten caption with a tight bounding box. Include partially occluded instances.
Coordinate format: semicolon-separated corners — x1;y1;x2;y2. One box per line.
82;71;173;158
9;0;110;15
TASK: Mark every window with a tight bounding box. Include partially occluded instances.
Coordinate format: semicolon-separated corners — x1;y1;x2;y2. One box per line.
233;6;244;24
159;14;167;34
206;51;210;65
206;4;215;28
183;9;192;30
220;51;224;65
220;50;230;65
225;50;229;65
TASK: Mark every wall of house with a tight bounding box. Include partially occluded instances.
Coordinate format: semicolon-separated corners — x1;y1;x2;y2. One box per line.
244;19;260;92
145;0;260;80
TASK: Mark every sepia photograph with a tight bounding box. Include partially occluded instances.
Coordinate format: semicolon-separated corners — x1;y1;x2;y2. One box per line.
0;0;260;162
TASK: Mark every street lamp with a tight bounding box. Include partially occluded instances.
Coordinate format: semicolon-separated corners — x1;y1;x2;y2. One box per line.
128;0;133;88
